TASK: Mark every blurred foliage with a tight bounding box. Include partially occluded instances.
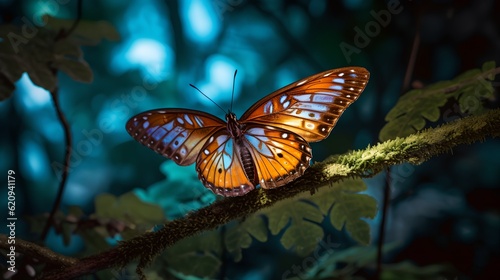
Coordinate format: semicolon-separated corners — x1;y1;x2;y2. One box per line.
154;178;376;278
0;16;119;100
380;61;498;141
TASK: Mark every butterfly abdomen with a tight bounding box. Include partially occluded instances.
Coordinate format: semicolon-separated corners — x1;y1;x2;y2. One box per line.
239;143;259;186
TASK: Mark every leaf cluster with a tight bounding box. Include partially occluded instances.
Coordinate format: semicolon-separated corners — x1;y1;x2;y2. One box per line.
379;61;498;141
0;15;119;100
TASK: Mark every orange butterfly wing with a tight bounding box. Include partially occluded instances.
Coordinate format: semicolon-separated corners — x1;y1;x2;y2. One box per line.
240;67;370;142
195;124;312;195
196;130;256;196
241;124;312;189
126;109;225;165
237;67;370;188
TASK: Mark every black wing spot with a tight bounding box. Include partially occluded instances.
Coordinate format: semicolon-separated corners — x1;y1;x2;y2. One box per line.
218;168;223;174
277;153;284;158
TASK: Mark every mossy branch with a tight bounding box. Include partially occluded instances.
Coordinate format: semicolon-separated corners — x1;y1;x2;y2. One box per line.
0;235;77;266
2;109;499;279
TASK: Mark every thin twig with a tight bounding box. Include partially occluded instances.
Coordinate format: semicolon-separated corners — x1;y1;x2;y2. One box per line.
64;0;83;38
39;87;73;242
376;11;421;279
40;0;84;242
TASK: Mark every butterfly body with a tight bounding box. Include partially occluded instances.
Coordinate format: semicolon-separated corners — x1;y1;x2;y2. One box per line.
127;67;370;196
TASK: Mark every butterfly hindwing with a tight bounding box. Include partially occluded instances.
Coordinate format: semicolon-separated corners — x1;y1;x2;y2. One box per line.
196;130;256;196
240;67;370;142
195;123;312;195
126;109;225;165
242;124;312;189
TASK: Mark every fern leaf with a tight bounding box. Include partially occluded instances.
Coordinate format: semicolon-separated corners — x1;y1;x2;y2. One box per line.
379;61;499;141
224;215;268;261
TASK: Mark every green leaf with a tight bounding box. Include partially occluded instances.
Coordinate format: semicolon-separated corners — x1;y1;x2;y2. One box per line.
379;61;499;141
53;57;93;83
54;39;83;58
482;61;496;80
94;192;165;232
312;179;377;245
166;230;222;258
0;22;100;100
79;228;112;255
43;15;120;44
379;86;449;141
280;221;324;256
224;216;268;261
168;253;221;278
164;230;223;278
313;179;367;215
262;199;324;256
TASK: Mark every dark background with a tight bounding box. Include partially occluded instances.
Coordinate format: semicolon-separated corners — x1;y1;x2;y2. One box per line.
1;0;499;279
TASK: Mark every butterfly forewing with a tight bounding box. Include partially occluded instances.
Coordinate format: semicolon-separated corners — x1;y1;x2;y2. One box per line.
240;67;369;142
126;109;226;165
242;124;312;189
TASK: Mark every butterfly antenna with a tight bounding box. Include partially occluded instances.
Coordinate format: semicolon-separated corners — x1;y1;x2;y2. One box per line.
230;69;237;112
189;84;227;115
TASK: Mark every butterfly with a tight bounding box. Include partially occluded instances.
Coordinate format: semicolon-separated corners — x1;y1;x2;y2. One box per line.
126;67;370;197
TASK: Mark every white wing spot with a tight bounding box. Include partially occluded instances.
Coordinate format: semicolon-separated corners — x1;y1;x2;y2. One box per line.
204;149;210;155
333;78;345;84
281;133;288;138
350;69;355;72
184;114;193;125
346;94;351;98
194;116;204;126
323;72;332;77
209;136;214;143
339;73;345;77
349;87;355;91
297;79;308;86
283;100;290;108
176;117;184;124
280;95;287;103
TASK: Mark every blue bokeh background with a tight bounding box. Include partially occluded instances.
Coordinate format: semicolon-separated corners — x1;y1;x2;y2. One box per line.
1;0;499;279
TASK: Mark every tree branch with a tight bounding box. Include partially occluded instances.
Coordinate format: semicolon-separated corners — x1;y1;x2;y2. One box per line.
4;109;498;280
0;235;77;267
